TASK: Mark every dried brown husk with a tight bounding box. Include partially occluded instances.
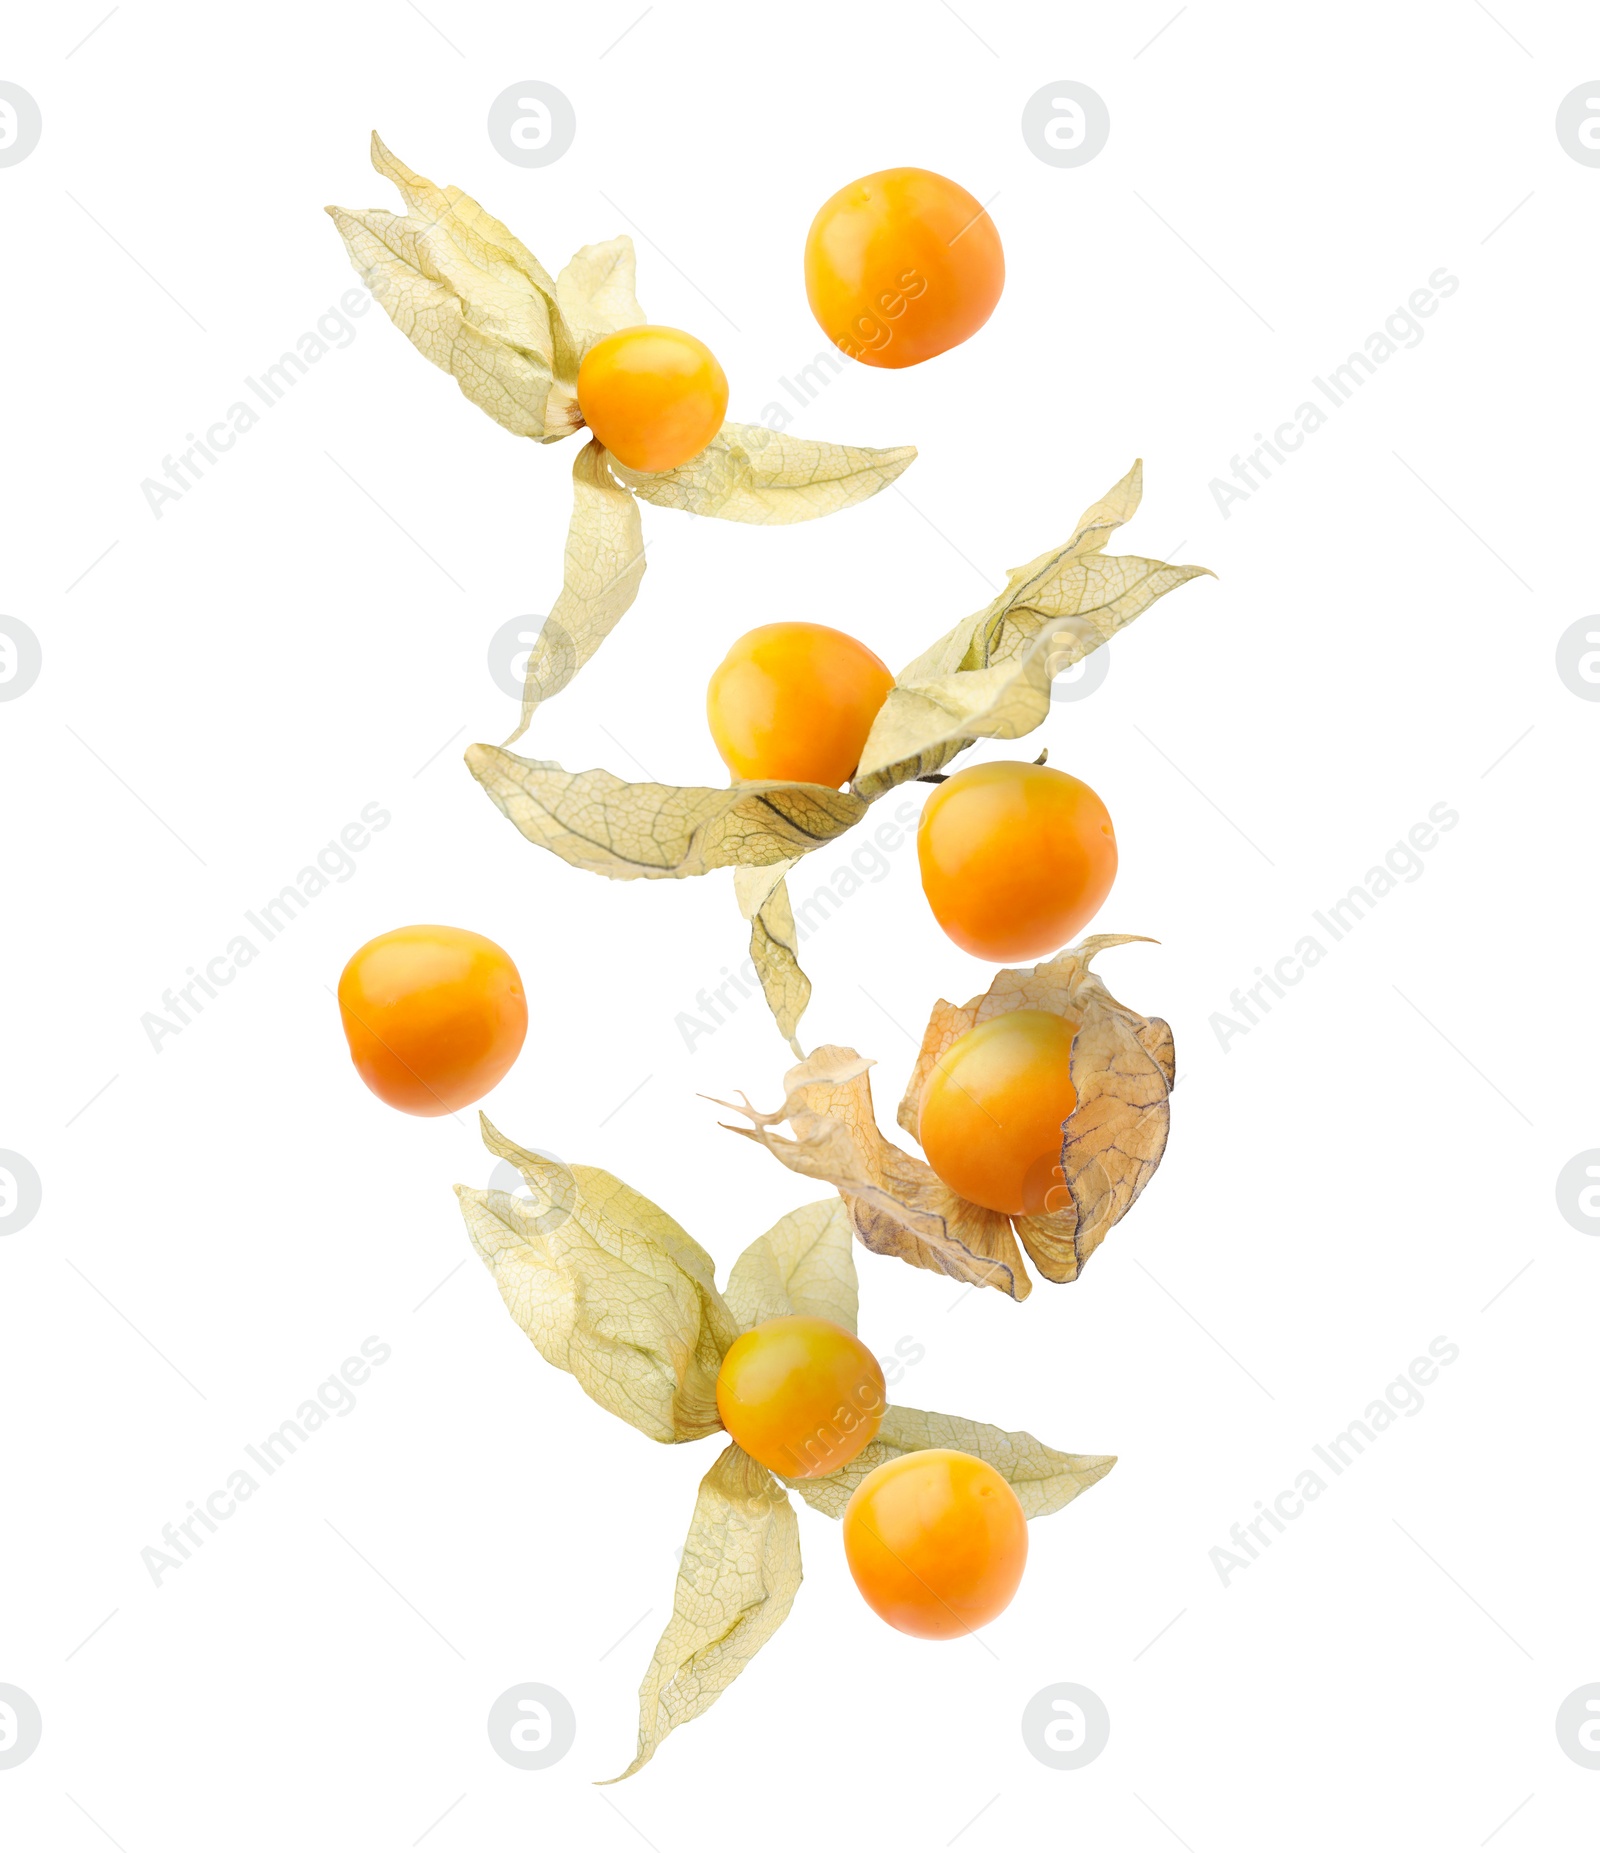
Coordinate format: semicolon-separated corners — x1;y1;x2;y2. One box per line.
453;1121;1114;1775
721;936;1173;1298
716;1046;1034;1300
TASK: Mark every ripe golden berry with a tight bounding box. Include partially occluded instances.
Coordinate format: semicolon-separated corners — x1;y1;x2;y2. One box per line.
706;621;894;788
844;1449;1028;1637
918;1010;1078;1216
805;168;1004;368
918;760;1117;962
338;925;527;1117
715;1316;886;1479
576;325;728;472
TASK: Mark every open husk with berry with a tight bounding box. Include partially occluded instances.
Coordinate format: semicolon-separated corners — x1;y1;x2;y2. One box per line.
455;1116;1113;1776
719;937;1173;1300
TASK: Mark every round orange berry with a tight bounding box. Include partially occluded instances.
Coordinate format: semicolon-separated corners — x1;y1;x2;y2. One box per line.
706;621;894;788
337;924;526;1117
918;1010;1077;1217
576;325;728;472
918;760;1117;961
805;168;1004;368
843;1449;1028;1638
715;1316;886;1479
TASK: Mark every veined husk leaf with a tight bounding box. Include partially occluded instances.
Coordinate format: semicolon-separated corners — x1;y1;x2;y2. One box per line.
786;1405;1115;1519
734;863;808;1056
722;937;1172;1296
466;463;1208;1048
464;752;867;878
723;1196;858;1334
717;1046;1034;1301
456;1116;737;1442
608;1442;801;1781
507;439;646;743
894;459;1143;691
556;237;646;355
610;423;916;525
853;460;1213;798
327;134;581;442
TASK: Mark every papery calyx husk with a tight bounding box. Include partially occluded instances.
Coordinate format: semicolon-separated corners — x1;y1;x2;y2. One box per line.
718;935;1174;1299
606;1440;801;1782
462;756;866;879
455;1115;735;1443
782;1405;1115;1521
504;439;646;744
718;1045;1035;1299
608;423;915;524
327;133;594;442
851;458;1211;798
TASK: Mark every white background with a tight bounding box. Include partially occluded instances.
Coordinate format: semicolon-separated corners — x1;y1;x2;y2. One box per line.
2;1;1597;1846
